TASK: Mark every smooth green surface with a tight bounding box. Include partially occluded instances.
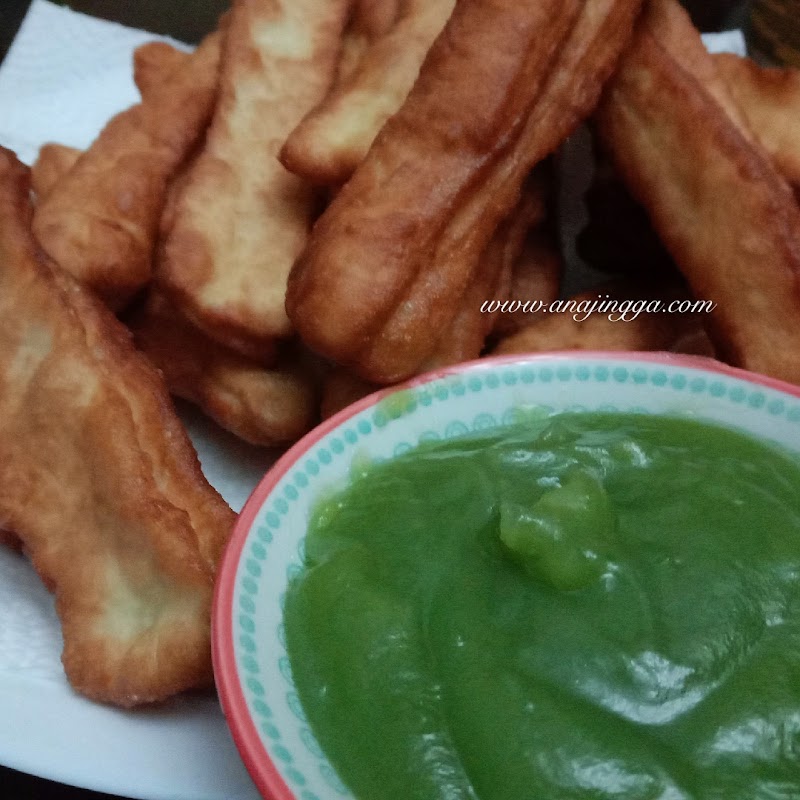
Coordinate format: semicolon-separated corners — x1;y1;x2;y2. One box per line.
285;413;800;799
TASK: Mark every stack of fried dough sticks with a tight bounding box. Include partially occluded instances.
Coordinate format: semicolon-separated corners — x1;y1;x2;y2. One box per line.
3;0;800;705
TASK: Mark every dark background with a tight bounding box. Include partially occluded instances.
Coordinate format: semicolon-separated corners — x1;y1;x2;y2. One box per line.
0;0;753;797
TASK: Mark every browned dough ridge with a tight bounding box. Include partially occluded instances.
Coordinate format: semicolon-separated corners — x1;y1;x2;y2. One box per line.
333;0;401;93
491;164;562;338
422;174;551;371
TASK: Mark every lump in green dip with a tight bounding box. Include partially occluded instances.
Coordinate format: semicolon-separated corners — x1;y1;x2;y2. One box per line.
284;412;800;800
499;468;615;591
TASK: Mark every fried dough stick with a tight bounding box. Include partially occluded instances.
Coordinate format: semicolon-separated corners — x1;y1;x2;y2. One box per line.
156;0;350;355
320;177;560;418
32;30;222;310
31;44;191;205
597;0;800;382
281;0;455;185
493;280;711;357
714;53;800;189
132;36;318;444
129;293;318;446
0;150;235;706
287;0;644;384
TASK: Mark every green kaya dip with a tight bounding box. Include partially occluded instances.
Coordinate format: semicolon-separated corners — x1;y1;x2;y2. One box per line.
284;412;800;799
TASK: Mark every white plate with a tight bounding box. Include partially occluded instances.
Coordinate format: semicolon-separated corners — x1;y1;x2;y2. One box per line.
0;405;274;800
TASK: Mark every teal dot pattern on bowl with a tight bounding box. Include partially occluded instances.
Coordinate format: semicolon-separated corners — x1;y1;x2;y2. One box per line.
232;360;800;800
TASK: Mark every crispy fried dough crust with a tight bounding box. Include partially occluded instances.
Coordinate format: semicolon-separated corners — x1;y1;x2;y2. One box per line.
491;231;563;338
31;45;192;205
281;0;455;185
333;0;400;93
0;150;235;705
31;144;81;202
32;31;222;310
597;0;800;381
129;292;318;446
133;41;193;99
491;166;562;338
422;176;550;370
287;0;644;384
156;0;350;352
714;52;800;188
319;175;554;404
320;367;377;420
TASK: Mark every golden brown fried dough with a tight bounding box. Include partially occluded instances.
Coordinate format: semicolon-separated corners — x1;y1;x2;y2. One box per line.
133;41;192;99
319;178;553;405
31;144;81;202
714;52;800;188
287;0;644;384
491;230;563;338
423;180;550;370
32;31;222;310
419;258;501;372
281;0;456;185
491;167;562;338
334;0;401;91
156;0;350;354
32;46;192;205
493;280;709;357
129;293;318;446
351;0;401;40
597;0;800;382
320;367;378;420
0;149;235;706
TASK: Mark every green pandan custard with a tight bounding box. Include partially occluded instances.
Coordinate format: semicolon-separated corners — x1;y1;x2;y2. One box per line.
285;413;800;800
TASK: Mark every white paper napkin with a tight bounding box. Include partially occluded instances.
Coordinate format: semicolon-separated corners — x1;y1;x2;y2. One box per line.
0;0;189;165
702;29;748;56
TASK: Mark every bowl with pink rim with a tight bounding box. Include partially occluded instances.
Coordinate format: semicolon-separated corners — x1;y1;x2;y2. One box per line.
212;351;800;800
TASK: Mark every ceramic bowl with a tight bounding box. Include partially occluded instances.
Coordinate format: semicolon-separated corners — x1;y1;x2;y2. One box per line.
212;351;800;800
